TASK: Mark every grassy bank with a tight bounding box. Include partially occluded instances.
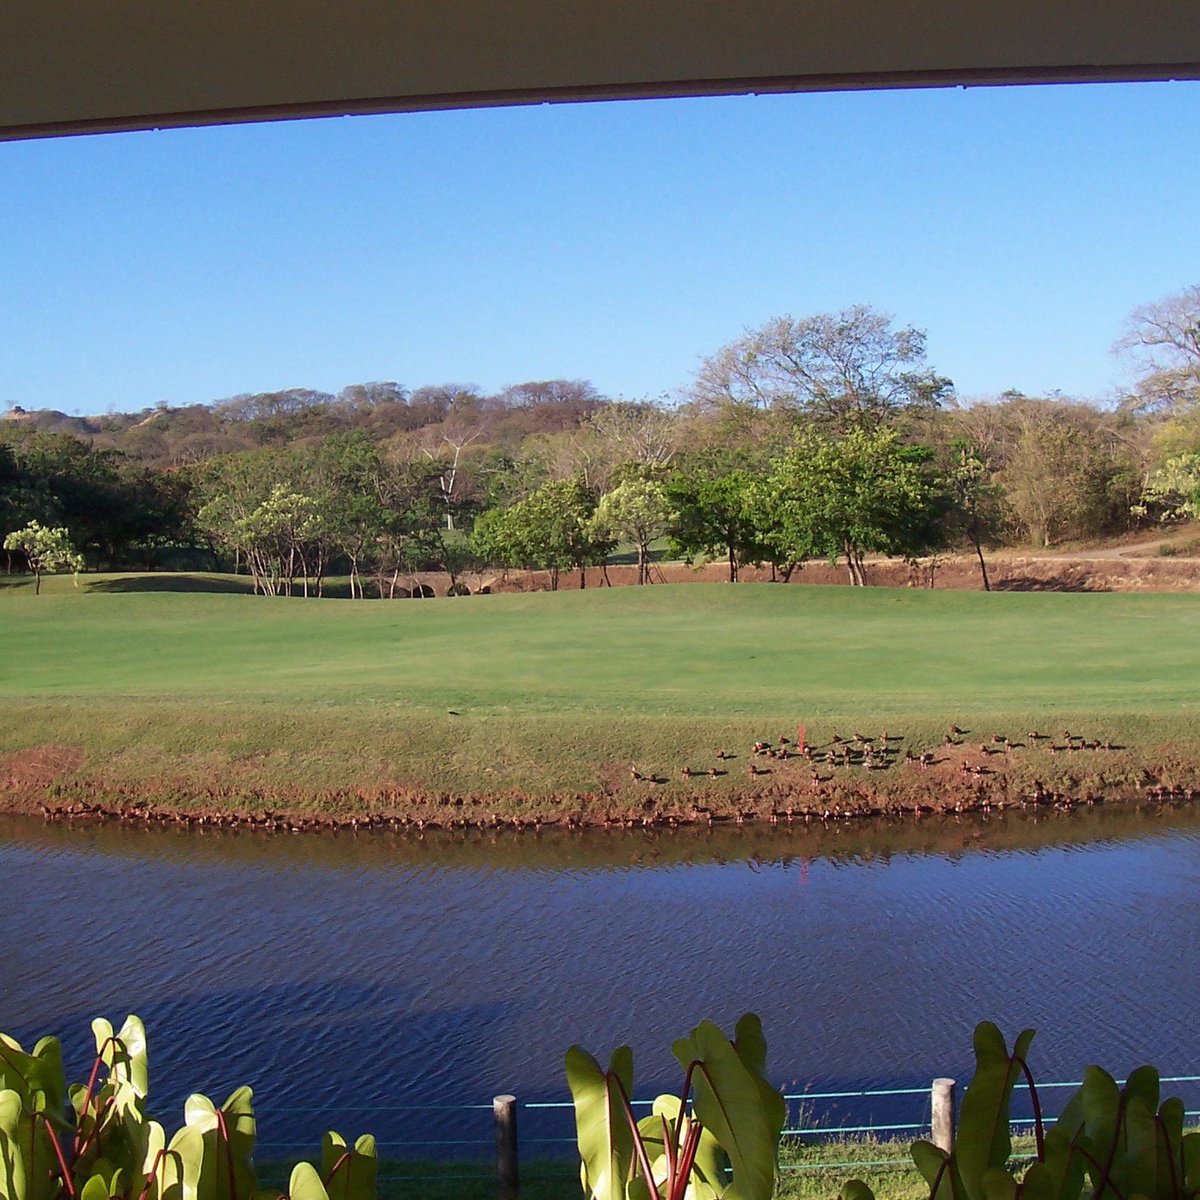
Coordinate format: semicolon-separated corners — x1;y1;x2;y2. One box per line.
4;576;1200;818
255;1137;925;1200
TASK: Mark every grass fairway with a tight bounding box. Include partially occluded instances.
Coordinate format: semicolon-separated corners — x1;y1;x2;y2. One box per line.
3;575;1200;811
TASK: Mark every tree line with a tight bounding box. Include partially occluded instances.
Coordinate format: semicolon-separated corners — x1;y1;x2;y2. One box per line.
3;285;1198;592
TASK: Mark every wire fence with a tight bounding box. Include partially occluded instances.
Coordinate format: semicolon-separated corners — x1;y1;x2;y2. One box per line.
250;1073;1200;1188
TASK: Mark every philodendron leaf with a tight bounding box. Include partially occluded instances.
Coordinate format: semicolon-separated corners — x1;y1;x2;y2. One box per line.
215;1086;259;1200
1078;1066;1121;1192
15;1107;60;1200
566;1043;635;1200
1020;1121;1086;1200
732;1014;767;1078
676;1018;781;1200
954;1023;1034;1200
93;1020;115;1060
79;1173;111;1200
1182;1131;1200;1192
1124;1067;1161;1117
911;1139;965;1200
980;1166;1018;1200
0;1119;27;1200
0;1035;64;1111
172;1088;257;1200
141;1120;166;1175
287;1163;330;1200
320;1131;377;1200
1114;1095;1170;1200
31;1039;66;1117
840;1181;876;1200
0;1090;21;1137
112;1016;150;1100
184;1094;218;1132
165;1123;205;1200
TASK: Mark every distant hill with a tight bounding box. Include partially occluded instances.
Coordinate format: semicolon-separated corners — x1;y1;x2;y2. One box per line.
2;406;99;435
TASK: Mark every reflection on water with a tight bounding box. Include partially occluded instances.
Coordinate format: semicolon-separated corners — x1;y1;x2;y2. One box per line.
3;808;1199;1155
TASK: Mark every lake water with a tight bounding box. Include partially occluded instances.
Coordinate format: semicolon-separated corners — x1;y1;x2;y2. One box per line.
3;807;1199;1160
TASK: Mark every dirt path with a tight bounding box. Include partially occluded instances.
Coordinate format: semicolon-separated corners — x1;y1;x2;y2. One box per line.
1035;536;1199;561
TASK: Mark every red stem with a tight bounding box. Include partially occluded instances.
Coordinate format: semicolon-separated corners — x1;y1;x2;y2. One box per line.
321;1150;351;1191
74;1036;122;1159
660;1115;676;1186
1155;1113;1180;1198
673;1060;699;1152
137;1148;169;1200
1016;1058;1045;1160
613;1073;662;1200
1096;1092;1130;1200
73;1093;116;1162
214;1108;240;1200
669;1118;704;1200
36;1113;77;1200
1071;1141;1130;1200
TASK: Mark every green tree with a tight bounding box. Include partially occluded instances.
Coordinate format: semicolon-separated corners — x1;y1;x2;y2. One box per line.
231;485;324;597
666;454;767;582
764;427;946;585
308;433;392;598
591;476;675;584
1133;452;1200;522
3;520;84;593
945;440;1005;590
472;477;610;589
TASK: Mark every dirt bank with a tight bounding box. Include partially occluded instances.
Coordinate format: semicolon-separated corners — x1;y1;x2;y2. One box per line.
8;734;1198;835
414;553;1200;597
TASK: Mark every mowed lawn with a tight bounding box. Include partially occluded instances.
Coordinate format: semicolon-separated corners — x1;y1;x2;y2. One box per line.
3;576;1200;798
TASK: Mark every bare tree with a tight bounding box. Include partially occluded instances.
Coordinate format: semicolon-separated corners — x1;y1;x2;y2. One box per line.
1114;284;1200;416
586;401;680;475
693;305;953;430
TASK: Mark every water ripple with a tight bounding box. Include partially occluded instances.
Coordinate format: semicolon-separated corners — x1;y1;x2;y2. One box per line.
3;815;1198;1150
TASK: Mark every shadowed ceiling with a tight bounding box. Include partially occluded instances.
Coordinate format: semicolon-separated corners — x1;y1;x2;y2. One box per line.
2;1;1199;141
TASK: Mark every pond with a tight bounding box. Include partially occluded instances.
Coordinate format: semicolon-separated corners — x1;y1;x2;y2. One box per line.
3;806;1198;1160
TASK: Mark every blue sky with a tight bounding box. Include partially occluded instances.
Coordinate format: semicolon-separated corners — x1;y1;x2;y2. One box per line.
1;80;1198;415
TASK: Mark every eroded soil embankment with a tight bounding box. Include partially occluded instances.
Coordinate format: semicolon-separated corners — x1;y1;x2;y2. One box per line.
6;740;1199;835
424;553;1200;595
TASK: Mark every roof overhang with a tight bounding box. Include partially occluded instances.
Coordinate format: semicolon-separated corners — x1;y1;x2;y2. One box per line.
2;1;1199;141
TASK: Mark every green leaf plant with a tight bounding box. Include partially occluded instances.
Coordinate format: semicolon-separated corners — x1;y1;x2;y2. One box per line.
842;1022;1200;1200
0;1017;374;1200
565;1012;786;1200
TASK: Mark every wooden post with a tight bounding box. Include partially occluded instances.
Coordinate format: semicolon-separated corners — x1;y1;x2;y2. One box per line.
494;1093;519;1200
931;1077;956;1153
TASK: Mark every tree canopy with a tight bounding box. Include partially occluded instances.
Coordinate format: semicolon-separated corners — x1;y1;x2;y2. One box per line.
692;304;953;430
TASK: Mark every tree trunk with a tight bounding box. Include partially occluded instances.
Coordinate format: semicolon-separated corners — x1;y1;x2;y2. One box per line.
578;565;586;589
972;536;991;591
843;540;858;585
728;543;738;582
33;567;41;595
637;542;648;585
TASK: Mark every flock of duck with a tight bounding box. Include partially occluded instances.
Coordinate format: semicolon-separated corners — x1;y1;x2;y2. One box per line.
621;725;1200;826
31;723;1199;833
